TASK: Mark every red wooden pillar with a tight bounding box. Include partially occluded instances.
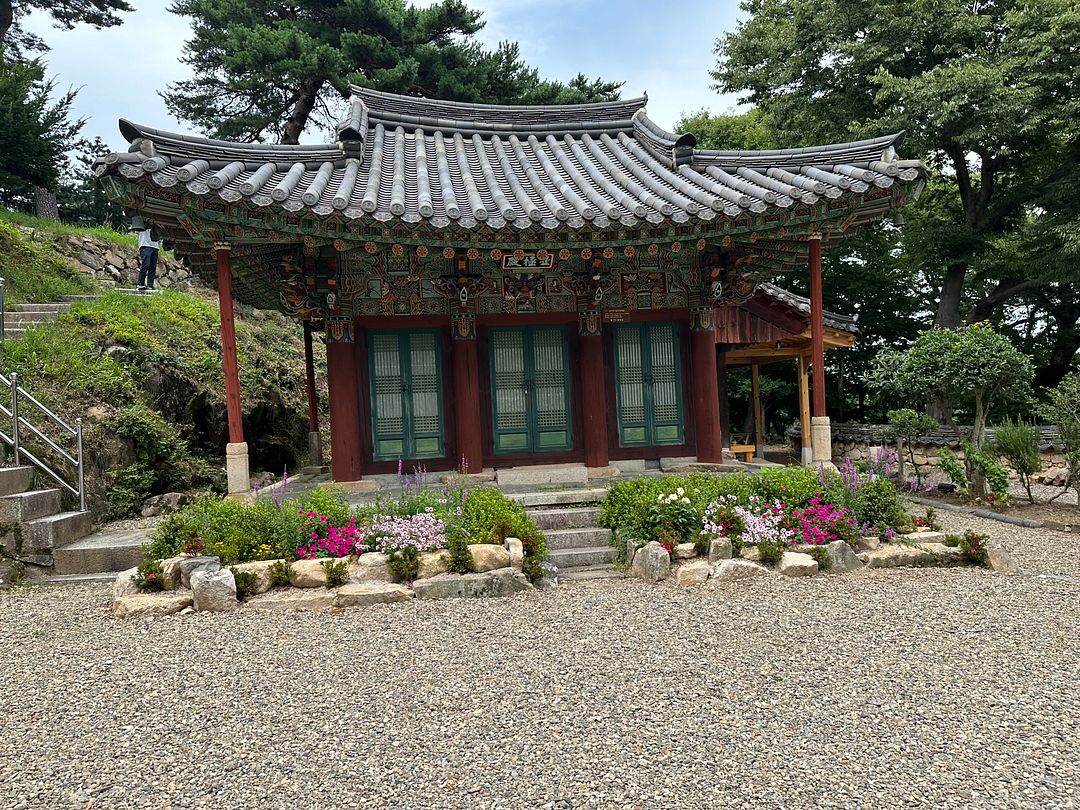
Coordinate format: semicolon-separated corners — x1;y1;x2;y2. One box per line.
451;315;483;475
578;314;609;470
809;234;826;417
690;310;723;463
214;244;250;494
325;320;363;482
807;234;833;465
302;322;323;466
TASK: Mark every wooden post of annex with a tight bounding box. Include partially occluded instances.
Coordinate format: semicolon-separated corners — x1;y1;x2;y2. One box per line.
302;322;323;468
578;313;610;472
690;309;723;464
214;244;250;495
808;234;833;466
451;315;484;475
324;320;363;484
798;354;812;466
750;363;765;455
716;347;730;450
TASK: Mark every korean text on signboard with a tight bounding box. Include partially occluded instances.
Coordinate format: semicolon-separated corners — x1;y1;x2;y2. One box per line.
501;252;556;271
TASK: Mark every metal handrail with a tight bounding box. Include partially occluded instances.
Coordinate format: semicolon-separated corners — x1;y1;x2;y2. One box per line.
0;277;5;344
0;370;85;511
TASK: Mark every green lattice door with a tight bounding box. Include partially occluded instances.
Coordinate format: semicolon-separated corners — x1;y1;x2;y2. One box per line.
614;322;684;447
369;330;444;460
489;327;572;454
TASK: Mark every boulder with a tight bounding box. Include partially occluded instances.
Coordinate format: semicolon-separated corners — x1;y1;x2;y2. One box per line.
855;535;881;553
823;540;863;574
230;560;281;595
504;537;524;572
335;582;414;607
140;492;190;518
903;530;945;543
987;548;1020;576
245;589;337;612
777;552;819;577
462;568;533;599
864;543;964;569
674;542;698;560
630;541;670;584
289;558;329;588
112;589;193;618
675;560;711;586
351;552;394;583
708;538;732;563
178;556;220;589
159;555;186;589
416;550;451;579
112;567;140;599
740;545;763;562
412;573;464;600
469;544;511;572
710;559;770;583
191;569;238;612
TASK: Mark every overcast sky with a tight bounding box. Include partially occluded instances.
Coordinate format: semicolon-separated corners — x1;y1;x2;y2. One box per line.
25;0;745;149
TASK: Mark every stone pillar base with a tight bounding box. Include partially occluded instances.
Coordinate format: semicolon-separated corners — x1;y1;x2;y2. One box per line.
307;431;323;467
811;416;836;470
225;442;251;495
801;445;814;467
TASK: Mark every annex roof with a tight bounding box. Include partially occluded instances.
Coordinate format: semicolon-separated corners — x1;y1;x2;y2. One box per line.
96;87;924;236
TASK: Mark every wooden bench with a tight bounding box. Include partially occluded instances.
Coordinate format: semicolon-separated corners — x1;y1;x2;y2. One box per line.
729;433;756;463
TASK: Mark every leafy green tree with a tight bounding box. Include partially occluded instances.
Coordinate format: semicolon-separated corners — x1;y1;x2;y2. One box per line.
882;408;938;486
0;50;82;209
164;0;622;144
1039;373;1080;509
674;108;777;151
713;0;1080;330
0;0;132;55
993;419;1041;503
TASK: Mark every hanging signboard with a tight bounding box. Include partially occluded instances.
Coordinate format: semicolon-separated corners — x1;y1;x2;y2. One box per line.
501;251;556;271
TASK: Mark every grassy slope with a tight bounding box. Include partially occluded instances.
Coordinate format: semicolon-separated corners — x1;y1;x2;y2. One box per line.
0;214;324;518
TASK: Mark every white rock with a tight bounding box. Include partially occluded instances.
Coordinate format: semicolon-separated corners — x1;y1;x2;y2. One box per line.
675;560;711;586
230;560;281;595
708;538;732;563
740;545;763;562
335;582;414;607
778;551;819;577
244;589;337;612
630;541;670;584
289;558;329;588
504;537;524;572
191;569;238;612
674;542;698;560
178;556;221;589
112;567;139;600
352;552;394;582
416;550;451;579
987;547;1020;575
112;589;193;618
710;559;769;583
469;544;510;573
823;540;862;574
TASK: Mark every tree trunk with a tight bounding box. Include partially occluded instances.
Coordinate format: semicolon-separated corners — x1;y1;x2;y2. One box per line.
0;0;13;44
33;187;59;221
281;77;324;145
1036;292;1080;388
934;262;967;328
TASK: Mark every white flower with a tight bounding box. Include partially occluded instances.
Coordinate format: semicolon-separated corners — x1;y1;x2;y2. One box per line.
676;487;685;496
680;497;690;505
657;494;665;503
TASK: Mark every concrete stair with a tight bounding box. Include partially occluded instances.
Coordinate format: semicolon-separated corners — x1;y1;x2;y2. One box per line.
52;528;145;575
523;488;623;581
3;302;72;340
0;464;93;569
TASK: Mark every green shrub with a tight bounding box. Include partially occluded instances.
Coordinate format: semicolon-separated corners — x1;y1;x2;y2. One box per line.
943;534;961;548
961;440;1009;503
230;567;259;601
855;477;913;534
462;487;534;544
1039;373;1080;507
387;546;420;583
297;487;351;528
937;448;968;493
597;477;666;540
133;560;165;592
753;466;820;507
809;546;831;570
446;526;476;574
757;540;785;567
321;558;349;587
958;530;989;566
268;560;292;587
994;419;1040;503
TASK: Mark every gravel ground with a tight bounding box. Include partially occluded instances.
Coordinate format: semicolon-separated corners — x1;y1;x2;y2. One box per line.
2;512;1078;810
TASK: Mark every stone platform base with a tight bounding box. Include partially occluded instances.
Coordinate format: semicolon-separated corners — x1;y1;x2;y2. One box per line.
495;463;588;488
326;479;381;494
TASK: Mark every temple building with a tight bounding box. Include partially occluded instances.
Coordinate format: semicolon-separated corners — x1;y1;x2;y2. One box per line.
95;88;925;492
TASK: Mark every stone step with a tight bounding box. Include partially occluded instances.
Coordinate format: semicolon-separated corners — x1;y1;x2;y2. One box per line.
496;463;588;488
60;295;100;302
0;488;62;523
544;526;612;551
559;564;626;582
5;312;62;323
0;466;34;497
547;545;615;569
511;488;608;508
22;510;93;553
46;572;120;586
11;302;71;312
3;327;27;338
528;506;602;530
52;528;144;575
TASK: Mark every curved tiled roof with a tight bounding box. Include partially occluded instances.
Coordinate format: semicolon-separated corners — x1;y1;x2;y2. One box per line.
96;89;925;234
755;282;859;333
